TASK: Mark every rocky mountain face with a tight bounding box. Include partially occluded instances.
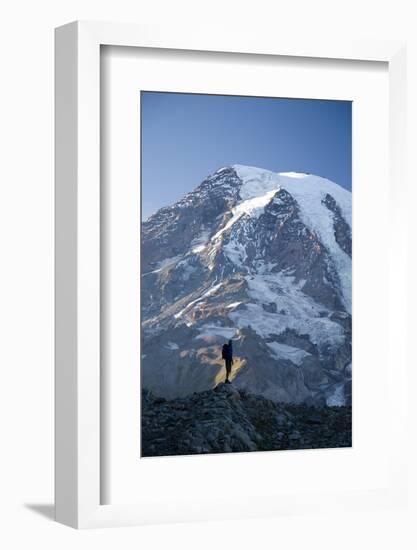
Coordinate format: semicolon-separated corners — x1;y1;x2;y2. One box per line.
141;165;352;406
142;383;352;457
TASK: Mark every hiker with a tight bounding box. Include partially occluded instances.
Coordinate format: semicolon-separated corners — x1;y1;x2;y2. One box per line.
222;339;234;384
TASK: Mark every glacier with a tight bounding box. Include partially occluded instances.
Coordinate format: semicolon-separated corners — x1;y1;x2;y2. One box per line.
141;165;352;406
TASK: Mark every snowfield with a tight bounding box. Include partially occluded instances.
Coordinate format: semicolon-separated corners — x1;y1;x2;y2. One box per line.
266;341;311;366
196;324;237;339
232;267;345;348
211;189;277;242
233;164;352;312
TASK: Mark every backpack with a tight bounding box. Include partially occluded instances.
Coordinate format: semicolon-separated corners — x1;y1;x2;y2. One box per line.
222;343;228;359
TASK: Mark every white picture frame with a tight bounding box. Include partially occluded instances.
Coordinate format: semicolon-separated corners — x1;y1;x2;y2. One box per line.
55;21;407;529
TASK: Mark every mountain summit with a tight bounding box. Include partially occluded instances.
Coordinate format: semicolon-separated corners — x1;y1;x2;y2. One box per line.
141;165;352;406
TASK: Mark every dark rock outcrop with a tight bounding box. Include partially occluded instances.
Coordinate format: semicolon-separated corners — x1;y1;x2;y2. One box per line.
141;384;352;457
322;192;352;257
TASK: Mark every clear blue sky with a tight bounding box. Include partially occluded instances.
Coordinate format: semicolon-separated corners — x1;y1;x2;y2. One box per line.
141;91;351;219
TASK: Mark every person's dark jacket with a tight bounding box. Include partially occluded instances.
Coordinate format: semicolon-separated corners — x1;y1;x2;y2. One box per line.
222;343;233;362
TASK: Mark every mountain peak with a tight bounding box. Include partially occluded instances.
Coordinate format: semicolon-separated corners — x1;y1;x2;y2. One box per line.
141;163;352;407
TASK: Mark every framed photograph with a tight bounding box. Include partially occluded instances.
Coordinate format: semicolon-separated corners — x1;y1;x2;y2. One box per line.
55;21;408;528
139;90;354;458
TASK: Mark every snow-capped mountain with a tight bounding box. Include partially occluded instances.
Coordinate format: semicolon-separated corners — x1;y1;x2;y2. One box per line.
141;165;352;406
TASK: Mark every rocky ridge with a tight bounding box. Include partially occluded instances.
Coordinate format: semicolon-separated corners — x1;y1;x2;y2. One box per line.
141;383;352;457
